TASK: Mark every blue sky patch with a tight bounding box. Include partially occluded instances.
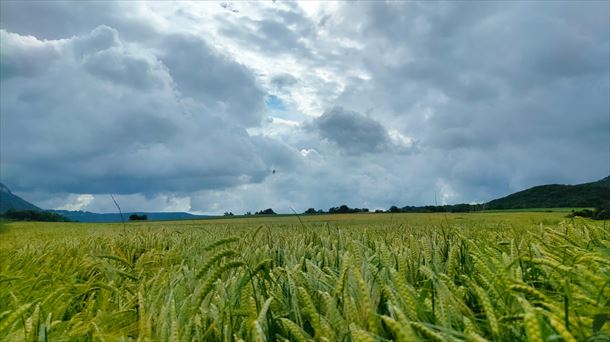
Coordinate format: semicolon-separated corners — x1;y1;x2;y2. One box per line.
265;95;286;111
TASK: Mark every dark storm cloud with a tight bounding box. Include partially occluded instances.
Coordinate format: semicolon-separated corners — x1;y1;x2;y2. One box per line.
78;27;170;91
0;26;296;195
311;107;390;154
158;34;265;127
218;17;310;57
215;3;314;58
327;1;609;197
334;1;608;107
0;1;156;40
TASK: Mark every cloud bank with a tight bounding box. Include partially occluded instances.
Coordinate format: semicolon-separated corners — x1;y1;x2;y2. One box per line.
1;1;608;214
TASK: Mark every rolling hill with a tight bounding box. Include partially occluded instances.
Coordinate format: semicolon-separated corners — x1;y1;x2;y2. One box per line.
486;176;610;209
0;183;41;213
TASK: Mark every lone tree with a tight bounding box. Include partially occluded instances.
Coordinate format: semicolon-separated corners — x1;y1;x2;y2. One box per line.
129;214;148;221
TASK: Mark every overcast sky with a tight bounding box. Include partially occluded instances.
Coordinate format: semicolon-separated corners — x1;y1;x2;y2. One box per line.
1;1;608;214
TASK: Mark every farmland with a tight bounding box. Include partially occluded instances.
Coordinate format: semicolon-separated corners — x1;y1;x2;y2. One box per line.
1;212;609;341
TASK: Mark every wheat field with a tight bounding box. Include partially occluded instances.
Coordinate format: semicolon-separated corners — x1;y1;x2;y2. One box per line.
0;213;608;341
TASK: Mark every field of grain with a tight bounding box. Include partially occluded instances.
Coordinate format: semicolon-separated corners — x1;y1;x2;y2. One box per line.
1;212;608;341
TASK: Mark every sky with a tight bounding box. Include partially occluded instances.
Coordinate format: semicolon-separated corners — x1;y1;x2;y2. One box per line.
1;1;609;214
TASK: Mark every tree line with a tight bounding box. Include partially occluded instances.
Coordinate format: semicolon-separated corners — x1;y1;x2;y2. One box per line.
223;203;489;217
301;203;487;214
1;209;70;222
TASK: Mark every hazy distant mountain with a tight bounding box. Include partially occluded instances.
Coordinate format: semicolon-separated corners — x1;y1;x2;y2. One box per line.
0;183;41;213
48;210;208;223
486;176;610;209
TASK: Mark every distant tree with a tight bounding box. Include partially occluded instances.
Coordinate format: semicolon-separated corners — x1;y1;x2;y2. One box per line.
223;212;234;216
245;211;252;216
389;205;400;213
329;205;348;213
327;205;369;214
304;208;318;214
567;209;593;219
450;204;472;213
255;208;276;215
374;209;384;213
129;214;147;221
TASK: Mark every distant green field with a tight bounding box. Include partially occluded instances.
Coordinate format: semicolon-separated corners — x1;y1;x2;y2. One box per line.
1;212;608;341
481;207;594;213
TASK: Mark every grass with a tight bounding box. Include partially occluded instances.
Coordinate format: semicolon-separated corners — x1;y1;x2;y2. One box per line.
0;212;608;341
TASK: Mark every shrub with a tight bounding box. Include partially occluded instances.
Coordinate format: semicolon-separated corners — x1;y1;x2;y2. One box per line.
568;209;594;218
128;214;148;221
594;209;610;220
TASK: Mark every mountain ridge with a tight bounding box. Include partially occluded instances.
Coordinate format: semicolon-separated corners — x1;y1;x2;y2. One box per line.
0;182;41;213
